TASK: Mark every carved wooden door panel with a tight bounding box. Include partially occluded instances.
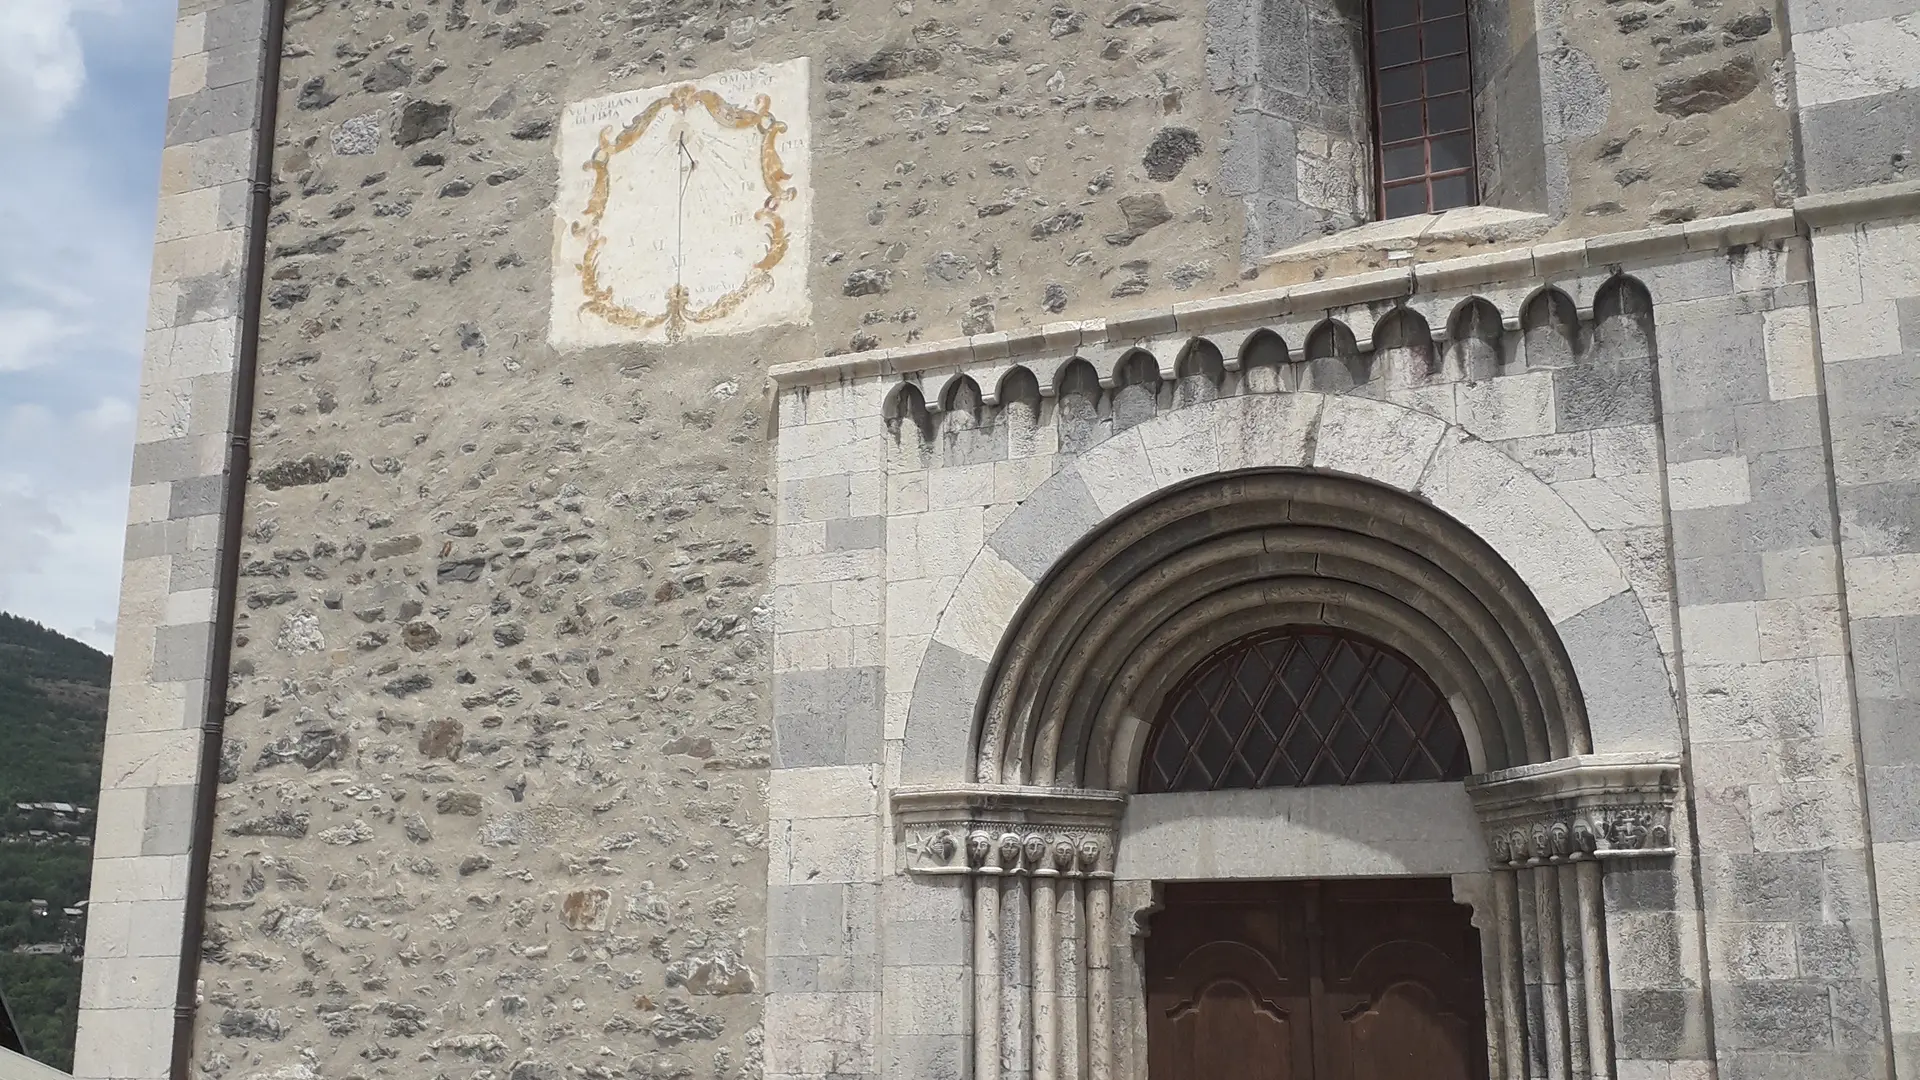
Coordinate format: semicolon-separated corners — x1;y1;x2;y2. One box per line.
1147;883;1315;1080
1312;879;1487;1080
1146;879;1485;1080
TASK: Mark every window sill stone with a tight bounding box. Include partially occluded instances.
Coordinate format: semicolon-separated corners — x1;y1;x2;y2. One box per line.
1257;205;1553;286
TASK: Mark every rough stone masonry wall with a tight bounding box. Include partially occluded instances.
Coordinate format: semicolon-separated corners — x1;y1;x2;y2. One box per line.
1542;0;1794;228
1203;0;1798;258
1812;204;1920;1078
158;0;1270;1076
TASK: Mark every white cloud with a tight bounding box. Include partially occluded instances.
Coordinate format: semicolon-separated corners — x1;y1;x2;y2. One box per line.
0;478;62;585
0;0;165;652
0;0;90;131
0;475;129;653
0;306;80;371
80;395;134;433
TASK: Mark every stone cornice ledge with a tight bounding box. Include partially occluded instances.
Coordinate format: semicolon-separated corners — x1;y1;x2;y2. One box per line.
1466;752;1682;865
892;785;1128;877
768;209;1802;390
769;179;1920;392
1796;177;1920;230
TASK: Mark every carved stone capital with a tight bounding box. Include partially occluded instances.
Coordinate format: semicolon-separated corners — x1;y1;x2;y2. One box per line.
1466;752;1682;867
891;785;1127;878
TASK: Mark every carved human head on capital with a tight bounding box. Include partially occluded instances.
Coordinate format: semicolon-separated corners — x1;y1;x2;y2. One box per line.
966;831;991;866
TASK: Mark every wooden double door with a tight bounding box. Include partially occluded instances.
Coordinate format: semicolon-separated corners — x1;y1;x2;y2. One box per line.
1145;879;1487;1080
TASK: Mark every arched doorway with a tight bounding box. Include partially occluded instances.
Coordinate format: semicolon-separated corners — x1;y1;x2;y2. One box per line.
1136;626;1486;1080
891;469;1682;1080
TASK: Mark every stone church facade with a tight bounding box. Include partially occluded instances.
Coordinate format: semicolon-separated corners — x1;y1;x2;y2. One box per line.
77;0;1920;1079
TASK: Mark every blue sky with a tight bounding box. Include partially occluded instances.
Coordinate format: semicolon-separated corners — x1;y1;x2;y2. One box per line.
0;0;175;652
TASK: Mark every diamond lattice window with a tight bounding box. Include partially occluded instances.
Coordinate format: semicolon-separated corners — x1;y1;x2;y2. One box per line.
1141;627;1470;793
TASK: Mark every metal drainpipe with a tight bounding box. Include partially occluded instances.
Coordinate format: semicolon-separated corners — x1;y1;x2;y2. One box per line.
170;0;286;1074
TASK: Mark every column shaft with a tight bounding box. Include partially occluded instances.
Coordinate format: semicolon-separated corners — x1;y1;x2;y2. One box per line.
1557;864;1590;1080
1575;861;1613;1080
1529;866;1572;1080
1087;878;1113;1080
1492;869;1530;1079
976;874;1001;1080
1033;875;1059;1080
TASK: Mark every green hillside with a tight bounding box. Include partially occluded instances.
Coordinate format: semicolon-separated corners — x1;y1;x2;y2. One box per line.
0;612;110;1071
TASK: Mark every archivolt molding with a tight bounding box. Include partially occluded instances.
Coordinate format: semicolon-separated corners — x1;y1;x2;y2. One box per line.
1467;752;1682;867
898;382;1683;792
961;468;1598;788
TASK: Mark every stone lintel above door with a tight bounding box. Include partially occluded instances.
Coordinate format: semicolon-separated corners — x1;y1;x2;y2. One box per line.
1466;752;1683;867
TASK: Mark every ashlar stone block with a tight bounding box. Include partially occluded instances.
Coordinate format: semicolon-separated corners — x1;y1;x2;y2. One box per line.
1217;391;1321;471
987;469;1104;582
1314;392;1448;491
1420;432;1629;623
773;666;884;768
1679;602;1762;665
776;814;880;885
765;991;878;1076
1844;553;1920;618
900;641;990;783
932;548;1033;664
1136;399;1222;486
1070;427;1157;519
1685;659;1824;743
1668;456;1753;511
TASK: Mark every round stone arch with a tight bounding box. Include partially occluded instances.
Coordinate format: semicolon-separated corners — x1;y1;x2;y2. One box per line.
898;389;1678;788
889;390;1685;1080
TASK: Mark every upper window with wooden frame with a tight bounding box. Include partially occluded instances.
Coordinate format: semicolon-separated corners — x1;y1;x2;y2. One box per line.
1368;0;1479;218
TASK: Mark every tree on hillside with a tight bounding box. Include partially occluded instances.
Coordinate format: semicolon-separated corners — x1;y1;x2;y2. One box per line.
0;611;110;1071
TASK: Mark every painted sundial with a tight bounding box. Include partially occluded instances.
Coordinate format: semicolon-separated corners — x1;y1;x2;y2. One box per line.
550;59;812;349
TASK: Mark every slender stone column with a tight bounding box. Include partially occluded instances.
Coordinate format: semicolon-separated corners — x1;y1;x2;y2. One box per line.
1467;755;1682;1080
1060;873;1084;1080
1530;866;1571;1080
1515;867;1548;1080
1031;835;1060;1080
1575;861;1613;1080
1087;875;1113;1080
889;788;1126;1080
1002;834;1030;1080
1491;870;1529;1079
974;833;1002;1080
1556;864;1590;1080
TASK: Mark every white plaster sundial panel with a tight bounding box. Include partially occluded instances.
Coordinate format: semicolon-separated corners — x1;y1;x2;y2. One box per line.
550;58;812;349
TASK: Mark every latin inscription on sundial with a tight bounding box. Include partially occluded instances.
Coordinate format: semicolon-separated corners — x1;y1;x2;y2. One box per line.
550;59;812;349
